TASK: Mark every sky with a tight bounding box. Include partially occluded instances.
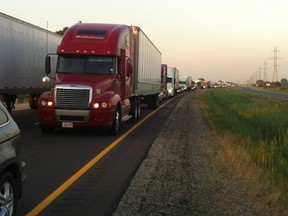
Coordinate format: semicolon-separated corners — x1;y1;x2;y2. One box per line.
2;0;288;84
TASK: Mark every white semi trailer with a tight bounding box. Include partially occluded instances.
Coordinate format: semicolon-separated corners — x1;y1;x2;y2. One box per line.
0;12;61;111
132;26;162;108
179;75;192;91
167;67;179;97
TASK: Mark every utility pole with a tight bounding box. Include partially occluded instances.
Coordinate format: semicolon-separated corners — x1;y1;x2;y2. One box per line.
253;71;257;83
272;46;280;82
258;66;262;81
263;61;267;81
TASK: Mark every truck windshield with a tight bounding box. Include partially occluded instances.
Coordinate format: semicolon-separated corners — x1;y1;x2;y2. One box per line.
57;55;115;75
167;77;173;83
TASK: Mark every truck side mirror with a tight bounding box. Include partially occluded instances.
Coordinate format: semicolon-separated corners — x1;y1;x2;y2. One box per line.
45;55;51;74
42;76;51;83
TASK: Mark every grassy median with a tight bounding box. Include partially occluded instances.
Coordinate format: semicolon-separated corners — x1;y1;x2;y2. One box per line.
197;87;288;203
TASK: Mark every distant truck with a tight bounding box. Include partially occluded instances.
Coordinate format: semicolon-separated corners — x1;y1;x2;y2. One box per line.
179;75;192;91
38;23;162;134
0;12;62;112
167;67;179;96
160;64;168;101
195;78;205;89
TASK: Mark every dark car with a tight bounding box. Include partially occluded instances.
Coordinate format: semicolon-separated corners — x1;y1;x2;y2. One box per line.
0;101;26;216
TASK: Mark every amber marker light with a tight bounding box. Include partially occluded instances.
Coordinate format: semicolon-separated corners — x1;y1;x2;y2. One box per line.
108;103;113;108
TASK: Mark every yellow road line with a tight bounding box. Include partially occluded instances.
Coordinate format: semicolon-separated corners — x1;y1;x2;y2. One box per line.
26;99;172;216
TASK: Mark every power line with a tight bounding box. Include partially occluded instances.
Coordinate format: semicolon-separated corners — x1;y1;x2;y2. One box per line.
272;46;280;82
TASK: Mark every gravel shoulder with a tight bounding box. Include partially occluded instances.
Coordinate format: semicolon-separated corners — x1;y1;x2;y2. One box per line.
113;92;287;216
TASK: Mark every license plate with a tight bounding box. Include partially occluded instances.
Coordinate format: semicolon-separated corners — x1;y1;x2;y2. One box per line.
62;122;73;128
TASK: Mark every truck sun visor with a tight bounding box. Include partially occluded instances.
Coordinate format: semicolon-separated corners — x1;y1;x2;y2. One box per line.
77;29;107;35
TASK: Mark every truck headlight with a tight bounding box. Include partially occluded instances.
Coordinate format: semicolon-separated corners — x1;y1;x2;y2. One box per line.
40;100;47;106
93;103;100;109
40;100;53;107
93;102;113;109
47;101;53;106
101;102;108;108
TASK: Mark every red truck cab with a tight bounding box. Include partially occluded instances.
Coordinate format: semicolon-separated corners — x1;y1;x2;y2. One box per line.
38;23;134;134
160;64;168;101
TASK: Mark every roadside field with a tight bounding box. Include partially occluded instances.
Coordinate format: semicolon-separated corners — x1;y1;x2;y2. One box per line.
197;87;288;206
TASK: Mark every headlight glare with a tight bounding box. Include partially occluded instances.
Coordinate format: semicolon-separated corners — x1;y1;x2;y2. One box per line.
93;103;100;109
47;101;53;106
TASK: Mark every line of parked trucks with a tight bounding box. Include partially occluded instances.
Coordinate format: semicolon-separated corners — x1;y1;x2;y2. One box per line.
0;12;193;134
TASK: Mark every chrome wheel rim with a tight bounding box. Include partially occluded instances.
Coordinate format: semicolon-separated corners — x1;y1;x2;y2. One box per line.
115;109;120;131
0;182;14;216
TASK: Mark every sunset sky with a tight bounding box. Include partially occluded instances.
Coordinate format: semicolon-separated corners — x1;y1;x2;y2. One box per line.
3;0;288;84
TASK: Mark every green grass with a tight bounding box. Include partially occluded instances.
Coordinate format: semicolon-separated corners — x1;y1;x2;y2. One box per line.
17;95;29;103
258;85;288;93
197;88;288;189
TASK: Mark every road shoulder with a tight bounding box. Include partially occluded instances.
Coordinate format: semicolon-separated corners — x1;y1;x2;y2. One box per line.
113;92;286;215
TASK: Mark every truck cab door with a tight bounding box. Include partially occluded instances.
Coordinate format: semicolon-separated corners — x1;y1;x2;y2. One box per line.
126;59;133;96
116;49;133;99
115;57;122;97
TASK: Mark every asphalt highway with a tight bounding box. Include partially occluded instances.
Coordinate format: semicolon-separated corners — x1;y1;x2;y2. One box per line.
13;94;185;215
240;87;288;99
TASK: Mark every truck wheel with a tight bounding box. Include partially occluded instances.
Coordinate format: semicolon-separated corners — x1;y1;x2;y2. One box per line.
136;97;141;120
3;95;17;113
152;94;160;109
0;172;17;216
110;107;121;135
130;97;140;122
29;94;39;109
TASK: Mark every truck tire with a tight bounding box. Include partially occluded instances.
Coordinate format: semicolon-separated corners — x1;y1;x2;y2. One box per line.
151;94;160;109
29;94;39;109
136;97;141;120
110;107;121;135
130;97;140;122
3;95;17;113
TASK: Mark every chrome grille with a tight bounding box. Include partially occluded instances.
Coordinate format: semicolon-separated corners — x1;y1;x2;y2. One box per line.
55;85;92;109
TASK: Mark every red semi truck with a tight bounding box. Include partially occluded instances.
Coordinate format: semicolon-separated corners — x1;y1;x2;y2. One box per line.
38;23;162;134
